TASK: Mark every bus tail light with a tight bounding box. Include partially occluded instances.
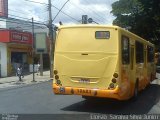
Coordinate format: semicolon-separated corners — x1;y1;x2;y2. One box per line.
112;78;117;83
55;75;59;80
112;73;118;83
109;83;114;89
113;73;118;78
54;70;58;75
57;80;61;85
54;70;62;86
108;73;119;89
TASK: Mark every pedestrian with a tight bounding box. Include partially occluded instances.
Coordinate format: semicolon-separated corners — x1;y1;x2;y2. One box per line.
17;65;23;81
14;62;18;76
37;62;40;75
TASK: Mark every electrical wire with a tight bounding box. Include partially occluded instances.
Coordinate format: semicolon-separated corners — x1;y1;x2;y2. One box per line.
19;0;114;24
83;0;107;23
7;13;47;25
52;0;70;22
68;1;102;23
23;0;80;23
51;4;80;23
24;0;48;5
0;18;47;30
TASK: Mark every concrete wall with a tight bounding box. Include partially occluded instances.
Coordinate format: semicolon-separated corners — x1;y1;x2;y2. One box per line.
0;42;7;77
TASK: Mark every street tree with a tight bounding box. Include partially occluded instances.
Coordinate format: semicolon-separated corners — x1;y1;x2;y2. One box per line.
111;0;160;50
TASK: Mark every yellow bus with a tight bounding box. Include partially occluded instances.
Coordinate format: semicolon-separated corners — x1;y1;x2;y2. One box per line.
53;25;156;100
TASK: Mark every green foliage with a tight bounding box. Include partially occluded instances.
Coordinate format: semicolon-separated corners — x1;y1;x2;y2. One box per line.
111;0;160;50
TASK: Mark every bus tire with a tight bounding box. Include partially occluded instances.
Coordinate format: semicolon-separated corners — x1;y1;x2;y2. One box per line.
133;80;139;100
82;96;92;100
150;73;153;82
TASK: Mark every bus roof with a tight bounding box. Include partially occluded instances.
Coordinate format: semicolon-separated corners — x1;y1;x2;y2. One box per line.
58;24;119;29
57;24;154;47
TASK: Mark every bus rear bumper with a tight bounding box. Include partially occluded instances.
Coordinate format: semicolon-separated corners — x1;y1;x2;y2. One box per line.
53;83;123;100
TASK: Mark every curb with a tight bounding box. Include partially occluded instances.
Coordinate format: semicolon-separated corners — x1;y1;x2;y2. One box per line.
0;80;17;84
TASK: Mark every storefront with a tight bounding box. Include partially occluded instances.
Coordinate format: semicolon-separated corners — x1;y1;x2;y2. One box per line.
7;43;32;75
0;29;32;77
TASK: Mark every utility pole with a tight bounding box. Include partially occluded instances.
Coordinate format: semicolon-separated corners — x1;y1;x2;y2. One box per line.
32;17;36;82
48;0;54;78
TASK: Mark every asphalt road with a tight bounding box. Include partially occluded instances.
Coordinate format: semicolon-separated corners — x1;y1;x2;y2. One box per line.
0;80;160;119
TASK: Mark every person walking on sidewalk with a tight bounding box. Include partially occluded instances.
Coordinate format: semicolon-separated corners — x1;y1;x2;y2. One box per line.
37;62;40;75
17;65;24;81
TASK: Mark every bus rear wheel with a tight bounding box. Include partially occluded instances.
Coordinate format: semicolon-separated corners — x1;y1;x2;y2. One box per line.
150;73;154;82
82;96;94;100
82;96;90;99
133;81;138;100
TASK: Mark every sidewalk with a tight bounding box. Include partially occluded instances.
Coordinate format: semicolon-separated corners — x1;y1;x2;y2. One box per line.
0;71;51;89
1;71;160;89
152;72;160;85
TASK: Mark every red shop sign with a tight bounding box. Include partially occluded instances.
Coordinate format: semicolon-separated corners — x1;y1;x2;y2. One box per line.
11;31;32;43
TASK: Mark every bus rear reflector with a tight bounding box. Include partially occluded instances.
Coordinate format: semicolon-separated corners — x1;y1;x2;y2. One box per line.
59;87;65;93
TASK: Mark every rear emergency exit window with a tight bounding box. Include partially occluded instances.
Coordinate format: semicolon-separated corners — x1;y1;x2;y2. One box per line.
95;31;110;39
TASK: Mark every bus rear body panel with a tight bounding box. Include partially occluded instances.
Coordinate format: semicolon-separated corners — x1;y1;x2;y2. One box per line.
53;25;124;99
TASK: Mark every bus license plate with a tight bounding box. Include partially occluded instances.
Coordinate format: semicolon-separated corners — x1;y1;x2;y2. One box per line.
79;78;90;83
77;89;91;94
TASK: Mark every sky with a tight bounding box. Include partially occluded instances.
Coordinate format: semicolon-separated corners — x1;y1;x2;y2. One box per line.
8;0;118;25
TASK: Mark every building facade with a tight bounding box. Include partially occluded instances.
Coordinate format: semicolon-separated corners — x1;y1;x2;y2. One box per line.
0;29;33;77
0;0;49;77
0;17;50;77
0;0;8;17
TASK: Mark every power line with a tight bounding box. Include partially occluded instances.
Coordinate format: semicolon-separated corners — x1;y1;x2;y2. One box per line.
51;4;80;23
8;14;31;21
0;27;46;31
8;9;28;15
82;0;107;23
0;18;47;30
23;0;49;22
7;13;47;25
52;0;69;22
8;9;48;24
24;0;48;5
24;0;80;23
9;8;48;16
68;1;102;23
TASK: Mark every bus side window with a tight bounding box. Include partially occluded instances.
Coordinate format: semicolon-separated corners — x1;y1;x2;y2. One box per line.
136;41;144;63
147;46;154;63
122;36;130;64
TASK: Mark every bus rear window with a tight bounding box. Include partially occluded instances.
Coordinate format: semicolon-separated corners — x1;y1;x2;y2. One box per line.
95;31;110;39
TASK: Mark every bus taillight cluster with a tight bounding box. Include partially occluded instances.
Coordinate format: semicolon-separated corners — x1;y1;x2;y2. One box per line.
108;73;118;89
54;70;62;86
